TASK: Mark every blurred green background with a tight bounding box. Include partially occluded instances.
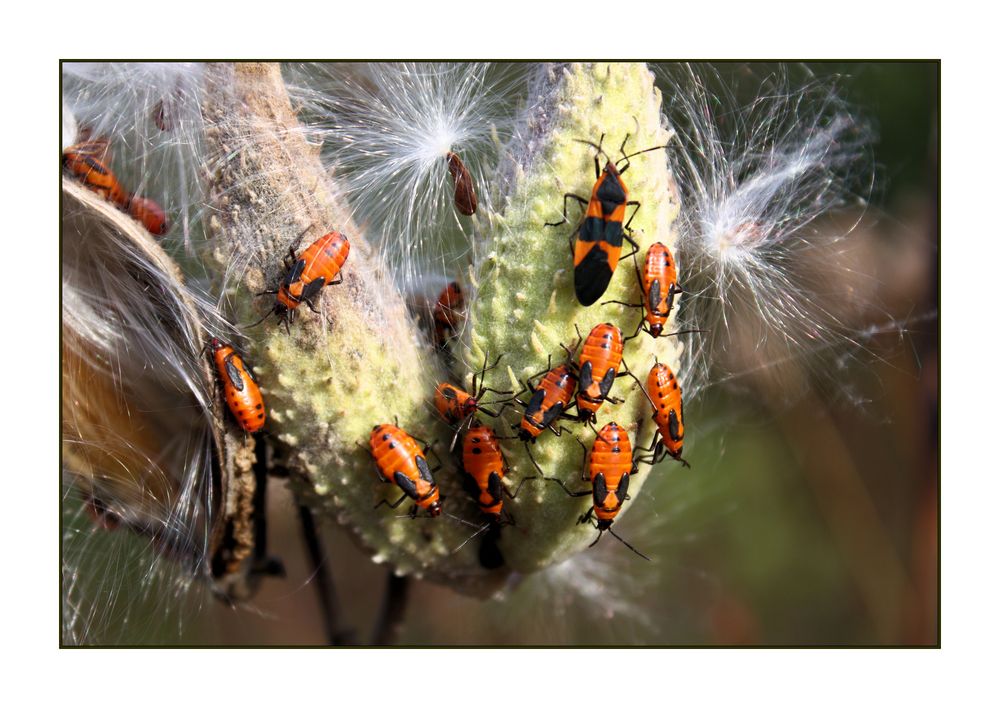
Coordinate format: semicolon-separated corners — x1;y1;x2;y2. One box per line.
66;62;939;646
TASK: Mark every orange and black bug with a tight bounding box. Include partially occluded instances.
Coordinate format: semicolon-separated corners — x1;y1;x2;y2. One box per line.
62;141;129;207
512;357;583;476
516;360;579;442
208;338;266;434
446;151;478;216
367;424;442;517
544;422;650;561
63;140;170;236
432;281;464;348
603;242;682;339
635;362;690;468
254;231;351;333
576;322;626;421
545;133;668;306
461;420;533;524
126;195;170;236
434;353;513;449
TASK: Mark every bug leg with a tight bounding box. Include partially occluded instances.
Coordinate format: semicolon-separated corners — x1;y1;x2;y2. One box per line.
374;493;411;511
543;475;592;498
504;475;538;499
545;193;589;228
578;506;596;525
305;297;322;314
286;223;313;256
619;363;657;410
622;203;642;236
329;273;344;286
522;440;546;477
608;526;652;561
520;354;554;391
478;401;514;419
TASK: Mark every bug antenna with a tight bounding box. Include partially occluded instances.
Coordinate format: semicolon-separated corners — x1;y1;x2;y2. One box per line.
450;521;491;554
589;528;604;548
243;308;275;329
661;328;708;338
609;526;652;561
444;511;484;530
615;143;669;167
573;133;608;159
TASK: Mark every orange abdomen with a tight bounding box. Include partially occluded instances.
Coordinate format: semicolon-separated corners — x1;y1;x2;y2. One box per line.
589;422;632;523
369;424;440;512
63;148;129;207
127;196;170;236
520;364;577;439
577;323;624;417
463;421;506;517
434;382;475;423
277;232;351;311
642;243;679;332
211;339;266;434
300;231;350;284
647;363;684;458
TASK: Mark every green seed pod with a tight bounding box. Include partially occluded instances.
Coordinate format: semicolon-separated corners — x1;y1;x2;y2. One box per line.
466;62;682;571
200;62;682;593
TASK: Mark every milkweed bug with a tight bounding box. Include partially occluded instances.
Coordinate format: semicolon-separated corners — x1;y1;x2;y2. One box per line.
63;140;171;236
461;420;533;524
62;141;129;207
515;360;579;442
576;322;626;421
126;195;170;236
546;133;668;306
511;355;584;477
367;424;443;517
432;281;464;348
207;338;266;434
603;242;682;338
543;422;650;561
253;231;351;333
446;151;478;216
434;352;513;450
634;362;690;468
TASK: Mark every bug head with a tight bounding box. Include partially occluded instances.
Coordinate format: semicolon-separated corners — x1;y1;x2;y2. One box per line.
205;337;225;354
517;428;535;443
427;500;443;517
596;518;614;531
648;323;663;338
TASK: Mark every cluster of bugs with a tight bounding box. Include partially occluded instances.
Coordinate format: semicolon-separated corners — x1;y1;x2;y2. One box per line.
70;130;690;569
390;134;693;561
63;137;170;236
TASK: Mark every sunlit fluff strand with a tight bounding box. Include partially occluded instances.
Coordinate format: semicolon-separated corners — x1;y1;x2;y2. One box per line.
286;63;528;297
660;65;873;397
62;62;209;254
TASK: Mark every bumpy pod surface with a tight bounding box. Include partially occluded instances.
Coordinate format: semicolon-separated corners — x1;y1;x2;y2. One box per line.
201;62;682;590
466;62;683;572
201;63;508;595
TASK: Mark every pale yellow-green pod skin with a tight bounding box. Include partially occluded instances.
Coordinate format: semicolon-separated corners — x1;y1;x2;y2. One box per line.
465;62;683;572
202;62;682;592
